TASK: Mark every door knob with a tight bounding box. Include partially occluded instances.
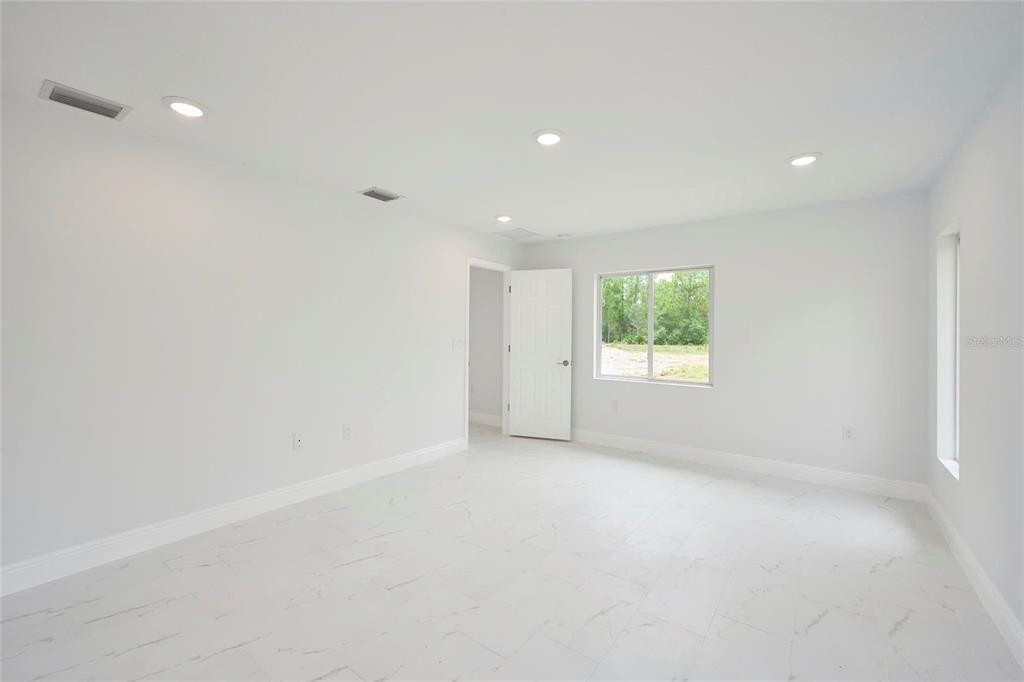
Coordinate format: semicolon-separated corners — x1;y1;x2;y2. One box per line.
557;360;570;366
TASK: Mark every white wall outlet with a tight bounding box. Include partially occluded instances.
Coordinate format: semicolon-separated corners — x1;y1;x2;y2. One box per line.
342;424;352;441
292;433;304;450
842;425;854;442
611;399;619;413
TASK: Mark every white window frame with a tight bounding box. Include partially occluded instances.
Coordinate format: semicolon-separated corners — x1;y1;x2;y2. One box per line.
954;236;960;464
594;265;714;387
936;232;959;478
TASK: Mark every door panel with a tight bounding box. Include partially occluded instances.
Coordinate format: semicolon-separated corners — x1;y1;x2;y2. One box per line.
509;269;572;440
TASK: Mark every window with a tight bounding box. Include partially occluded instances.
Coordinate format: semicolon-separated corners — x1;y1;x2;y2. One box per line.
936;233;959;477
597;267;713;385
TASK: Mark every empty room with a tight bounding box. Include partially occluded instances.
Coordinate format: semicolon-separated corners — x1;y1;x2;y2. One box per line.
2;2;1022;680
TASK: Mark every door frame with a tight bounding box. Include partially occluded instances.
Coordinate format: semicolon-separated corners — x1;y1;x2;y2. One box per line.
465;257;512;441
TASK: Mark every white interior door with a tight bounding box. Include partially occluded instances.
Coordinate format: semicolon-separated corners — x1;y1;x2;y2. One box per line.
508;268;573;440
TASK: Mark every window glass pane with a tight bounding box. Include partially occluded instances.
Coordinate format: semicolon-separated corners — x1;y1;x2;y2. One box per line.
652;269;711;383
953;237;960;462
936;233;958;471
600;274;648;377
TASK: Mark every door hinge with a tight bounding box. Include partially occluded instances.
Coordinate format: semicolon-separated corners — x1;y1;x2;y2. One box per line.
508;285;512;293
508;344;511;352
507;402;510;412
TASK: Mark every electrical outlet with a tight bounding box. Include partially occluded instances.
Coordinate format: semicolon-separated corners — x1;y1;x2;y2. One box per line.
342;424;352;441
611;399;619;413
842;425;854;442
292;433;304;450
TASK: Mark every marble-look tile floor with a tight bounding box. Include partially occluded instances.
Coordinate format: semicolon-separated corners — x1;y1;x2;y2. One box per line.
3;426;1021;681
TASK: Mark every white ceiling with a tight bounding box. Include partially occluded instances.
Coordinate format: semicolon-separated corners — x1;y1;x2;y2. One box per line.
4;2;1021;239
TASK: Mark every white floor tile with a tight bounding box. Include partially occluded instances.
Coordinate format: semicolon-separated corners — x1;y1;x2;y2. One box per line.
591;611;703;680
689;615;792;681
492;633;597;681
1;425;1019;682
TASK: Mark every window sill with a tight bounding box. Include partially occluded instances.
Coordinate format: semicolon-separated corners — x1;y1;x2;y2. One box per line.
938;457;959;480
594;375;714;389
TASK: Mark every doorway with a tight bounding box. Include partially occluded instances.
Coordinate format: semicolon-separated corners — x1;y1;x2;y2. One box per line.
466;259;509;443
464;260;574;444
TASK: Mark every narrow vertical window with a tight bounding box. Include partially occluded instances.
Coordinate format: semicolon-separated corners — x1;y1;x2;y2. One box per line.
937;233;960;477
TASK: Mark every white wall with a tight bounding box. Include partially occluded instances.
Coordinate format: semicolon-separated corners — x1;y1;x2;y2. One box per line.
469;267;504;420
927;70;1022;622
1;99;522;565
526;194;929;483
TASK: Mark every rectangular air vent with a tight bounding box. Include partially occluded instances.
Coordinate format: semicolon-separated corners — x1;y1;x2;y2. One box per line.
360;187;403;202
38;80;131;121
497;228;540;240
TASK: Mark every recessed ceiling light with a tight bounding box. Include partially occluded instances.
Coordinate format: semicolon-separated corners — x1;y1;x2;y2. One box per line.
496;215;512;223
163;96;204;118
535;129;564;146
789;152;821;167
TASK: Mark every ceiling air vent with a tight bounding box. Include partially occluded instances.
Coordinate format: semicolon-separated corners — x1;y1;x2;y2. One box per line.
498;228;540;240
38;80;131;121
360;187;403;203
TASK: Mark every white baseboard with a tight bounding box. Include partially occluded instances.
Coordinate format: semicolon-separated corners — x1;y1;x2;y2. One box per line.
1;437;467;596
469;412;502;428
927;492;1024;670
572;428;928;502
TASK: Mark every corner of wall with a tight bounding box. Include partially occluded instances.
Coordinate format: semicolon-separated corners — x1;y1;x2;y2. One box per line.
923;65;1024;665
